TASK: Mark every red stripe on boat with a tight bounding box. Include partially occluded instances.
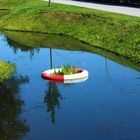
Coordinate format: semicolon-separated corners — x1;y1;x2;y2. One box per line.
41;73;64;82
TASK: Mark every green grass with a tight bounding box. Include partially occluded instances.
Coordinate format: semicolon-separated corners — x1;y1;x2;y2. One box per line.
0;0;140;64
0;10;10;19
0;61;15;83
53;65;78;75
0;0;29;9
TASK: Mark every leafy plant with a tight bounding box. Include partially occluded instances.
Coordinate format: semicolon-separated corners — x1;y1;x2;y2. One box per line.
53;65;79;75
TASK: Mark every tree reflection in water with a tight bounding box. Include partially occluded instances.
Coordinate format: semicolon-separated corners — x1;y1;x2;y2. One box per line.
6;36;40;59
44;82;63;123
0;73;30;140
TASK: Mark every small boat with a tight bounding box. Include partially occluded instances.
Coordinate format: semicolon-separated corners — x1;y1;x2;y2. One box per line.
41;68;88;83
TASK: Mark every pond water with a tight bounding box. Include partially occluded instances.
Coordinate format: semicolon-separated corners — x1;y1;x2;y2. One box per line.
0;32;140;140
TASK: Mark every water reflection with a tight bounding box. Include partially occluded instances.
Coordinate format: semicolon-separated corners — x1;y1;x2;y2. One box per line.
3;31;140;71
0;31;139;140
44;82;63;123
0;73;30;140
6;37;40;58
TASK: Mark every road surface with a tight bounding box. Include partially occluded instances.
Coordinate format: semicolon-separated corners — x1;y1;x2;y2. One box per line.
43;0;140;17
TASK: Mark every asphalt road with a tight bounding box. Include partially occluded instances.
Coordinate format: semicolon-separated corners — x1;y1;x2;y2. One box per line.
43;0;140;17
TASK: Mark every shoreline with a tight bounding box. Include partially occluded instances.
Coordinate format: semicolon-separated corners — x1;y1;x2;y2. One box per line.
0;61;15;83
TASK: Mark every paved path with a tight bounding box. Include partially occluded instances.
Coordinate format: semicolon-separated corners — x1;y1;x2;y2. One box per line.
43;0;140;17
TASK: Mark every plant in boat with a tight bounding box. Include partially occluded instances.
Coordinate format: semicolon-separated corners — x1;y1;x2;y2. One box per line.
53;65;79;75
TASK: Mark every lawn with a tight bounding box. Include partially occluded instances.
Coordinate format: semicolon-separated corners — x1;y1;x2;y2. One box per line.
0;0;140;64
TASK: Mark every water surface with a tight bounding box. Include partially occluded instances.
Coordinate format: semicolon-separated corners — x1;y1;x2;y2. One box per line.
0;32;140;140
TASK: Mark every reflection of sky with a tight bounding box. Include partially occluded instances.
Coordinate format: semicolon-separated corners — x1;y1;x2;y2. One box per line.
0;34;140;140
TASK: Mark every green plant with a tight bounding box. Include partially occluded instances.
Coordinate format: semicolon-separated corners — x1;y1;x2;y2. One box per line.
53;65;79;75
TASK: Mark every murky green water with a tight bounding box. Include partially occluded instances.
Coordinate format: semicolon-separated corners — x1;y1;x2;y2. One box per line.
0;31;140;140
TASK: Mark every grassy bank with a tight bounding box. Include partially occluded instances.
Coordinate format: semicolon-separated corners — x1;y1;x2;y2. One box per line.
0;0;28;9
0;0;140;64
4;31;140;71
0;61;15;83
